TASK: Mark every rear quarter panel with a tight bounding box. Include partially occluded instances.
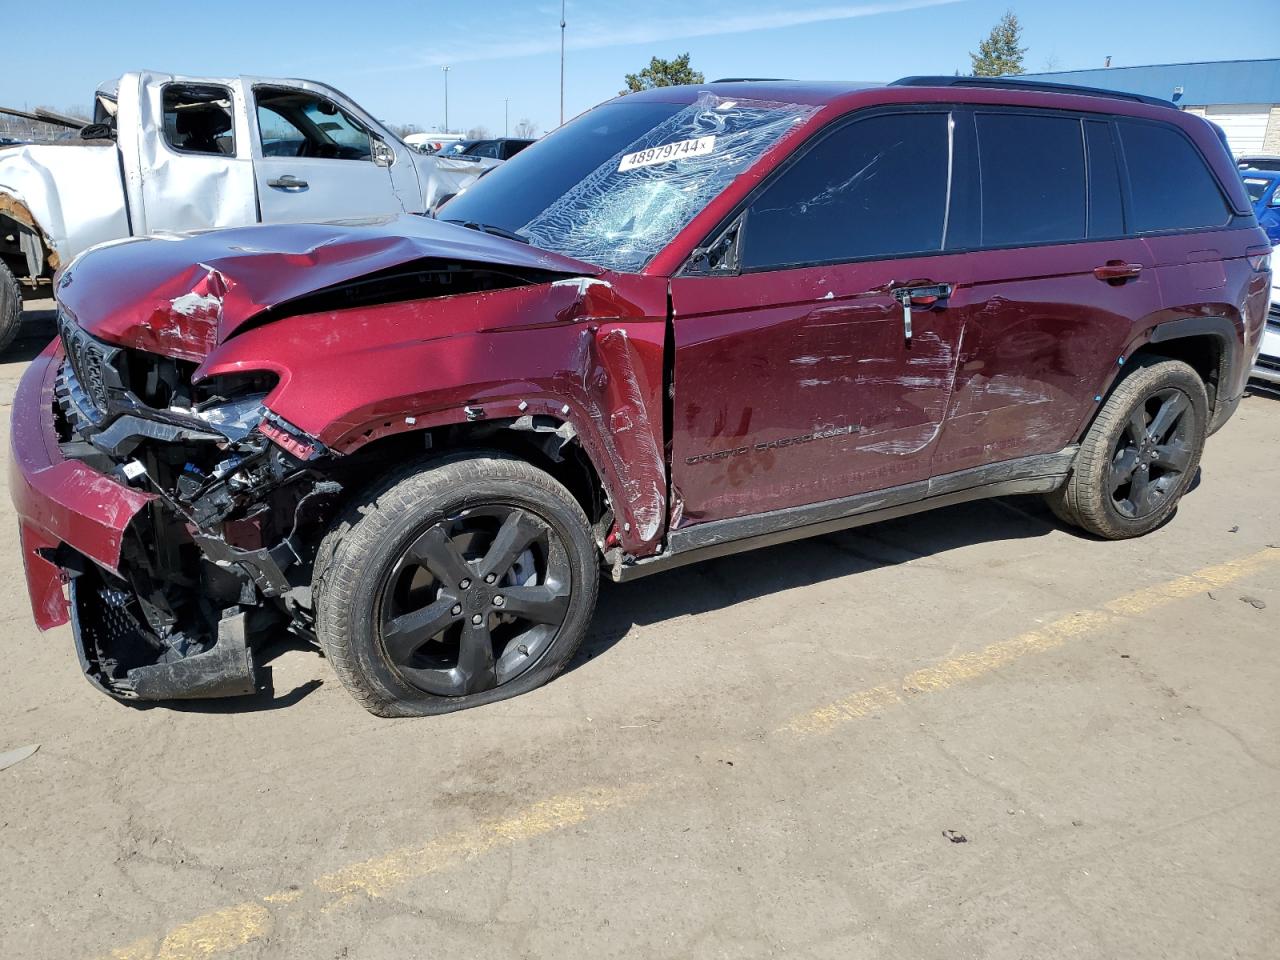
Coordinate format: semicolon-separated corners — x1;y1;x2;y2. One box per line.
1127;226;1271;409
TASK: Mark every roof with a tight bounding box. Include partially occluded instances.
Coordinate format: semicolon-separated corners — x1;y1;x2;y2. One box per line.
1014;59;1280;108
623;80;881;106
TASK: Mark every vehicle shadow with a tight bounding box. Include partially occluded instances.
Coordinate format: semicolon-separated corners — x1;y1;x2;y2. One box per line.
139;677;326;714
121;470;1209;712
571;493;1068;673
2;303;58;363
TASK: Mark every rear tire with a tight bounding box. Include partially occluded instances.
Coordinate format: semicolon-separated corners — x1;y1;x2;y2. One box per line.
314;452;599;717
0;260;22;355
1047;358;1207;539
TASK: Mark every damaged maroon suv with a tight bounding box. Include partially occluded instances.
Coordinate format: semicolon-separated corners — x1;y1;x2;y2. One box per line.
11;77;1271;715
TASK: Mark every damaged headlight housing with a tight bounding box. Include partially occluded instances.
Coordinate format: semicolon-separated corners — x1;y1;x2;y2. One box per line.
183;372;279;441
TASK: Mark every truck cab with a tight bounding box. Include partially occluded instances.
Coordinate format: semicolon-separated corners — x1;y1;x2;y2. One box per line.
0;71;483;349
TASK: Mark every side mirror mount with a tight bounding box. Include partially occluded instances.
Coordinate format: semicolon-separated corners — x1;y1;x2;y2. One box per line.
371;138;395;167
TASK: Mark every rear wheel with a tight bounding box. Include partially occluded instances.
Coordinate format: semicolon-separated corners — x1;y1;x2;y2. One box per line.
314;452;599;717
1048;358;1207;539
0;260;22;355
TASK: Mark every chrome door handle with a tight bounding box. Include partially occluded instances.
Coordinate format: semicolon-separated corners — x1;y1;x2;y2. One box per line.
891;283;953;342
1093;261;1142;283
267;175;308;191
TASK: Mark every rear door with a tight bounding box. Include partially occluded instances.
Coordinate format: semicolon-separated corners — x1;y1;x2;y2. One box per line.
931;109;1163;475
132;78;258;235
251;85;404;222
668;110;968;525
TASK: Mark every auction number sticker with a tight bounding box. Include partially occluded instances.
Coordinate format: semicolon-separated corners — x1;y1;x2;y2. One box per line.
618;135;716;171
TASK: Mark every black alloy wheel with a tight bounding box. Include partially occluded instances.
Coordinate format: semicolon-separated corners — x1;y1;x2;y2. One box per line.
1106;387;1195;520
1046;357;1208;540
377;506;572;697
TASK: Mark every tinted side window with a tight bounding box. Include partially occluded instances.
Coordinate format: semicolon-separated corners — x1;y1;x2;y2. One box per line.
467;140;502;159
163;84;235;157
1084;121;1125;238
1116;121;1230;232
976;113;1085;246
739;112;950;270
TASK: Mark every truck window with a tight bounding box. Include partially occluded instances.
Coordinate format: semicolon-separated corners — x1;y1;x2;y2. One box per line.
253;87;373;161
466;141;502;160
162;84;235;157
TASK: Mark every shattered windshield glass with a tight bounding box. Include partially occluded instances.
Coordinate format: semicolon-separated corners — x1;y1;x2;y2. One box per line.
440;93;817;273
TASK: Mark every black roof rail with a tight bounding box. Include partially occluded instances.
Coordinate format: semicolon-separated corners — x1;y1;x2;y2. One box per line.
711;77;791;83
890;75;1176;109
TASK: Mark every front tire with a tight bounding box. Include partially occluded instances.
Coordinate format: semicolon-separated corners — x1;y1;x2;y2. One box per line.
0;259;22;355
1048;358;1208;539
314;452;599;717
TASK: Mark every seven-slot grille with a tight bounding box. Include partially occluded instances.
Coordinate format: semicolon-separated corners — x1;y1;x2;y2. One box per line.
58;313;116;417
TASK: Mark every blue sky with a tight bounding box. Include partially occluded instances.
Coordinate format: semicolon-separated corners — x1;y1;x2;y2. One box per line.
3;0;1276;137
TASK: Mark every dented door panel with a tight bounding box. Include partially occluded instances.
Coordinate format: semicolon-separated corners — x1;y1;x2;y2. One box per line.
122;73;258;237
669;254;969;525
932;237;1160;475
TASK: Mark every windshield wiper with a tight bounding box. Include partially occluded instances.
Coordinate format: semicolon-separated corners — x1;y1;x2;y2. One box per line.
444;219;530;244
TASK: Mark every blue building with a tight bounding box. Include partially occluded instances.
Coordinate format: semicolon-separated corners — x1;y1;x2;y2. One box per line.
1016;59;1280;156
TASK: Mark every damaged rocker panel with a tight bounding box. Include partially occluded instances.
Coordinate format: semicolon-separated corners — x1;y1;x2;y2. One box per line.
611;446;1079;581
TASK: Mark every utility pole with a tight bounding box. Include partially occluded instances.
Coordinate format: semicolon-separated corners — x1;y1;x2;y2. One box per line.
559;0;566;126
505;98;510;137
442;65;451;132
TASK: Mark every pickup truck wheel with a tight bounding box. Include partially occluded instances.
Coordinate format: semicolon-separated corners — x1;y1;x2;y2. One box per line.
314;452;599;717
0;260;22;355
1047;358;1207;539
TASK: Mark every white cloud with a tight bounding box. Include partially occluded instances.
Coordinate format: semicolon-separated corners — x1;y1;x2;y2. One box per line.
387;0;964;70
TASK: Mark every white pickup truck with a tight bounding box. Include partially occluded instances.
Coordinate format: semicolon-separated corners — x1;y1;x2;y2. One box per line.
0;71;496;350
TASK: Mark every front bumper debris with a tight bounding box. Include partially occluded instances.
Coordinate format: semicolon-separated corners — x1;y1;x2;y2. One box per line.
10;340;333;703
9;344;155;628
71;575;256;700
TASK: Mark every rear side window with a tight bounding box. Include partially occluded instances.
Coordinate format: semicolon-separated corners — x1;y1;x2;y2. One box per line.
976;113;1086;246
739;112;950;270
1084;120;1125;238
1116;121;1230;233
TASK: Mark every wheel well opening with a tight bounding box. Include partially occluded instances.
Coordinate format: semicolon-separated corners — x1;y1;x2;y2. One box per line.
333;419;610;532
1129;334;1223;408
1;206;55;282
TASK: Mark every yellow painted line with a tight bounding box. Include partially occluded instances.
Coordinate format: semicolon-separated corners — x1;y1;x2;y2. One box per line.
782;547;1278;736
93;785;642;960
314;786;638;899
95;547;1276;959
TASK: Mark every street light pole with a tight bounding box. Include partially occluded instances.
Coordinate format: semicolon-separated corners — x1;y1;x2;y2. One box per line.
559;0;566;126
442;65;451;132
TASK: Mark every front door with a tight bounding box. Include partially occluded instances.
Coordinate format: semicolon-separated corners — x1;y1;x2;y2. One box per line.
251;85;403;223
669;110;967;526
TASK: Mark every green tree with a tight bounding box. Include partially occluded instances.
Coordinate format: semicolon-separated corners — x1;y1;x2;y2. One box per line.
969;10;1028;76
621;53;704;95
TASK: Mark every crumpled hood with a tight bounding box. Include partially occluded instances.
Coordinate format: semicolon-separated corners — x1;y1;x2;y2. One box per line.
55;214;602;360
